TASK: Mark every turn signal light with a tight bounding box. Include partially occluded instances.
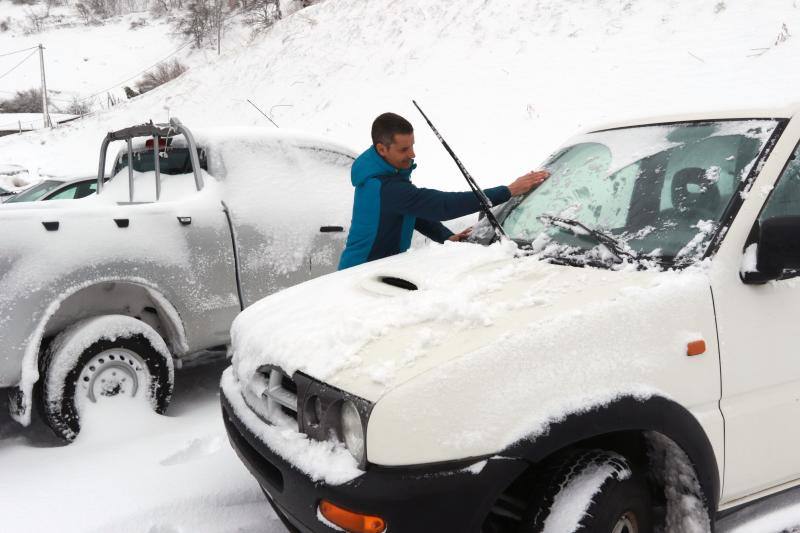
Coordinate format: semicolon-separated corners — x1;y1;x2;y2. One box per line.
319;500;386;533
687;340;706;356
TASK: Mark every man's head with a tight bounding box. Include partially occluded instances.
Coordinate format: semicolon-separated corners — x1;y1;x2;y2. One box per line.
371;112;415;170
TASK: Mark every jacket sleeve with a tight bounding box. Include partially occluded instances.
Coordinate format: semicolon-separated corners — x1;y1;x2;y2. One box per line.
380;180;511;221
414;218;454;243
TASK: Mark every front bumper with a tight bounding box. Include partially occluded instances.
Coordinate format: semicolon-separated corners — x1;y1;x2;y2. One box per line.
221;387;528;533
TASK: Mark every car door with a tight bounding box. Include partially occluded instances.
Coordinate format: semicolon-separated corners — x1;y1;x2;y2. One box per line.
712;130;800;503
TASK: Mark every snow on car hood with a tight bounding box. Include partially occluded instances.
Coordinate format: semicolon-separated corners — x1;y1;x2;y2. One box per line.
231;240;711;400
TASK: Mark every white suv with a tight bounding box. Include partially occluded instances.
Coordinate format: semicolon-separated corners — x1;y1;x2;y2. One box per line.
221;106;800;533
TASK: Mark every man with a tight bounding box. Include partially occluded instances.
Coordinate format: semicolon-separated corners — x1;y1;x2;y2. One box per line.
338;112;549;270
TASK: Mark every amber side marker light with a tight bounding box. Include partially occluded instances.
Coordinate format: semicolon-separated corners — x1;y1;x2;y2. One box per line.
687;340;706;356
319;500;386;533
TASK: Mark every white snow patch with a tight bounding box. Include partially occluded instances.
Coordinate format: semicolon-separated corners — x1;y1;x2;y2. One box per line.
741;243;759;275
542;454;631;533
462;460;488;475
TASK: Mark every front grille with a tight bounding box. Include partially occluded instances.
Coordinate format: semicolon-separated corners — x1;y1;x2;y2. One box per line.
247;367;299;429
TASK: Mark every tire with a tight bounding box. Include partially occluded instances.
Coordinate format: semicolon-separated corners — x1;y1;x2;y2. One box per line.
521;449;653;533
39;315;174;441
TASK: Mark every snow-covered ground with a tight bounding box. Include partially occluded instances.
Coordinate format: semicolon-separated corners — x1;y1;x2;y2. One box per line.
3;0;800;531
0;361;283;533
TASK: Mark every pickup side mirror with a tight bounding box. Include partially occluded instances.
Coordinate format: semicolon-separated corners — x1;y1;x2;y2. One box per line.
741;216;800;284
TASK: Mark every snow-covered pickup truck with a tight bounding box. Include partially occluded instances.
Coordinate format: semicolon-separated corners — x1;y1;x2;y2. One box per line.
0;119;355;440
221;105;800;533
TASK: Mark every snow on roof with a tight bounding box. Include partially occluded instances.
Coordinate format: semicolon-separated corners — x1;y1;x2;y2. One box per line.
587;103;799;134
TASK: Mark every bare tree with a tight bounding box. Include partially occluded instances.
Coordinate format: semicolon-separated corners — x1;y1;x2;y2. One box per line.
244;0;281;30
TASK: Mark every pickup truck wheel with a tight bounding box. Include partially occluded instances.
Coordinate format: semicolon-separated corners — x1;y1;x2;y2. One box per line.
39;315;174;441
520;449;652;533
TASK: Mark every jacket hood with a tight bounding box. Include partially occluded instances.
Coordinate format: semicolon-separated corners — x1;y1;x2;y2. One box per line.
350;146;416;187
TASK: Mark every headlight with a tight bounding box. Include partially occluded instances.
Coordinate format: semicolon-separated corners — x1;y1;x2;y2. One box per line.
340;400;365;464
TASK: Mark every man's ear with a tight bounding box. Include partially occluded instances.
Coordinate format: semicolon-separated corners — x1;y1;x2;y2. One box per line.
375;143;389;157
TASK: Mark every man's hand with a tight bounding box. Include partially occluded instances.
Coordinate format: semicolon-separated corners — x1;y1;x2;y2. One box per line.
507;170;550;196
448;227;473;242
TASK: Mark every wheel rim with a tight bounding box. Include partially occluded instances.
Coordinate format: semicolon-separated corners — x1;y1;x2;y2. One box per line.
77;348;149;405
611;512;638;533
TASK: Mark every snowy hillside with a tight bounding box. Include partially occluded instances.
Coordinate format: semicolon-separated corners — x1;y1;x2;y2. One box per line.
1;0;798;186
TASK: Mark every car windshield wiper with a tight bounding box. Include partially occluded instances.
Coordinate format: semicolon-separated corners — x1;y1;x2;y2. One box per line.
536;215;641;262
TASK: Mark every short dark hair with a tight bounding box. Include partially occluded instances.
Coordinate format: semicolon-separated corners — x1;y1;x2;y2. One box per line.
371;112;413;147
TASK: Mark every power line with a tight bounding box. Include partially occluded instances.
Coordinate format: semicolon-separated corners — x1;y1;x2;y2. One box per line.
0;46;38;58
76;38;194;103
0;50;37;82
75;9;245;103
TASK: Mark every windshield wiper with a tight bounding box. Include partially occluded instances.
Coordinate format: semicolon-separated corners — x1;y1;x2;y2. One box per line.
413;100;508;241
536;215;640;262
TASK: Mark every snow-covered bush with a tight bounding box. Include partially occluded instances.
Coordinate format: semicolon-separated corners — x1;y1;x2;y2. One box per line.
135;59;188;93
0;88;44;113
60;96;92;116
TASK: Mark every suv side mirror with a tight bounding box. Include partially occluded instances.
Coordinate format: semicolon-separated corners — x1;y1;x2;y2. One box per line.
741;216;800;284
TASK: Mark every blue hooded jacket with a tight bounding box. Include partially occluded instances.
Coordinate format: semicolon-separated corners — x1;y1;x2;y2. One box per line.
338;146;511;270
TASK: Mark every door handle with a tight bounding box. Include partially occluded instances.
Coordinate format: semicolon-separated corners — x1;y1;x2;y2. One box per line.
177;216;192;226
320;226;344;233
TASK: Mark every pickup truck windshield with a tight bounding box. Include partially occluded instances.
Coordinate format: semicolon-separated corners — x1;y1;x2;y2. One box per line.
501;119;780;265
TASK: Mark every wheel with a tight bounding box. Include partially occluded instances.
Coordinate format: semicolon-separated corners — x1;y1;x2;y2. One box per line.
40;315;174;441
520;449;653;533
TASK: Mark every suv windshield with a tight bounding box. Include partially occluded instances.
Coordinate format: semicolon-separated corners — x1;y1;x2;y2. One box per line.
496;119;779;266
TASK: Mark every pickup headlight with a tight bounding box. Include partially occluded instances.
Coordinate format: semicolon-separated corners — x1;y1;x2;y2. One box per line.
341;400;365;463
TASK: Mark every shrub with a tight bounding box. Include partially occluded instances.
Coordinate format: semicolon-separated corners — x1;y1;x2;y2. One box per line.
135;59;188;93
60;96;92;116
0;88;44;113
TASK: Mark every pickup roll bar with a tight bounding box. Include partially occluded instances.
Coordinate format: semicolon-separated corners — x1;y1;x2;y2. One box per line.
96;117;204;201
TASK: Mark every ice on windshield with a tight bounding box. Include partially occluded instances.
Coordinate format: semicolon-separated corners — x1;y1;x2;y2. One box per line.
502;119;779;265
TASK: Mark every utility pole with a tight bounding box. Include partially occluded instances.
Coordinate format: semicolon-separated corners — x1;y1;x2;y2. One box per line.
38;44;52;128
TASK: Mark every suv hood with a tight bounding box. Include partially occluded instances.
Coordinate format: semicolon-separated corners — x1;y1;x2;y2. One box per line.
231;241;714;403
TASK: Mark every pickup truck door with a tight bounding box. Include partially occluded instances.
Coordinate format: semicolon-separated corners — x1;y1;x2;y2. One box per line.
219;142;353;308
104;148;241;353
712;133;800;503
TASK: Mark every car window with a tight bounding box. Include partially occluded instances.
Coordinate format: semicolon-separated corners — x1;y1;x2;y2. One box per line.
760;144;800;220
4;180;63;203
44;180;98;201
47;183;80;200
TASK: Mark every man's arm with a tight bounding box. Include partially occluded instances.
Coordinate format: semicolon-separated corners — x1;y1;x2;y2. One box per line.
414;218;454;243
381;179;511;221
